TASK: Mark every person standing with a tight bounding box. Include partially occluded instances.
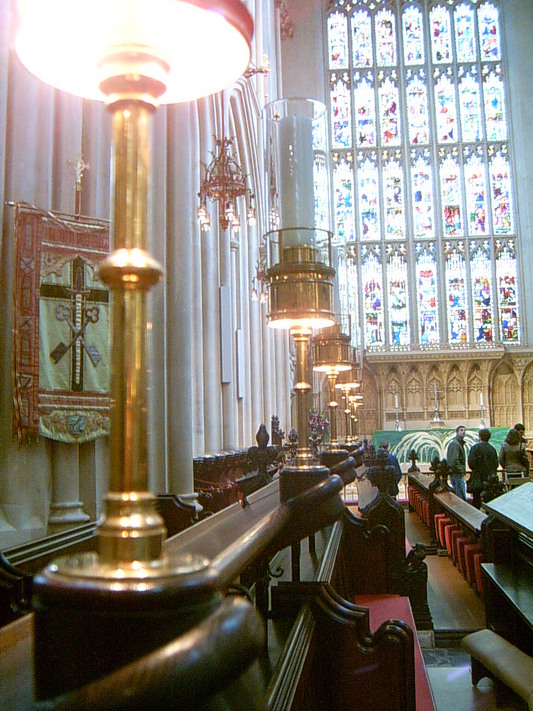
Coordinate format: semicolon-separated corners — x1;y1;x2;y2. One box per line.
499;428;529;482
467;428;498;508
513;423;530;476
447;425;467;500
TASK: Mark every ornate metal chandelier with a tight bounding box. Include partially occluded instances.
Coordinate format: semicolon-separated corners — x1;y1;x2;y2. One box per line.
197;136;255;232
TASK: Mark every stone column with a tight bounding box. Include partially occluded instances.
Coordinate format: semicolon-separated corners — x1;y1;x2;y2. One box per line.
48;442;90;530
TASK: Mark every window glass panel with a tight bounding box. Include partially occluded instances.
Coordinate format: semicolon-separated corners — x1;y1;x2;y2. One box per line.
352;10;373;68
330;77;352;148
383;155;405;239
347;253;360;338
445;244;469;344
328;11;349;69
440;154;464;237
387;246;410;346
478;1;501;61
361;247;385;346
470;242;494;342
406;71;429;144
454;2;477;62
464;152;488;236
379;73;401;145
314;151;330;234
490;152;513;234
483;68;507;141
430;5;452;64
459;69;483;142
354;73;377;147
435;71;458;143
403;5;425;65
496;242;519;343
411;152;434;239
376;8;397;67
416;243;440;345
333;158;356;243
358;156;380;240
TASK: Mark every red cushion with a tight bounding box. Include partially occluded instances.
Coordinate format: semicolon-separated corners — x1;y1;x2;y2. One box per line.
355;594;436;711
464;543;482;584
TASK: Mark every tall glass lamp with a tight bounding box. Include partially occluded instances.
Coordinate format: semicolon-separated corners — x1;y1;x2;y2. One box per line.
263;98;335;498
312;317;352;454
15;0;253;699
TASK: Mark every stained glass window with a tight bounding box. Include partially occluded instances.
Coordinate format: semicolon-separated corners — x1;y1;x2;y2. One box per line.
445;244;469;344
484;68;507;141
478;2;501;60
459;70;482;142
470;242;493;342
376;9;397;67
328;11;348;69
387;246;410;346
416;243;439;345
490;151;513;234
403;6;424;65
464;151;488;236
435;71;458;143
358;155;380;240
354;74;377;146
331;77;352;149
455;3;477;62
411;152;434;239
406;71;429;144
430;5;452;64
379;74;401;145
352;10;373;68
333;157;356;243
496;241;519;343
326;0;519;350
361;247;385;346
440;154;463;237
383;155;405;239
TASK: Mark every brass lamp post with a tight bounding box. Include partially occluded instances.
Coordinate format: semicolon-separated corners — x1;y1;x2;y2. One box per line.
335;364;361;445
15;0;253;699
312;320;352;458
263;98;335;500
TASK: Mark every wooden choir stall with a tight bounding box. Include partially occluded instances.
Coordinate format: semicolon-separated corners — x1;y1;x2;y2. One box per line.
0;446;437;710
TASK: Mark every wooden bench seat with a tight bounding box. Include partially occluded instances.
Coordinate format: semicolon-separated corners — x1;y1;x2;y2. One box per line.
462;628;533;710
355;594;436;711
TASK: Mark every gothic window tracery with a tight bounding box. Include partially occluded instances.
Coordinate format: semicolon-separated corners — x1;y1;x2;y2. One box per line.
326;0;520;351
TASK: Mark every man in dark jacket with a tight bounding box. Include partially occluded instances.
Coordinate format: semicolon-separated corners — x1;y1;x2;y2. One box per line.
467;428;498;508
446;425;467;500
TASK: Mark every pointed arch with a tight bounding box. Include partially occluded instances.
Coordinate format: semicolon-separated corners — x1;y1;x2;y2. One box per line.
491;360;519;427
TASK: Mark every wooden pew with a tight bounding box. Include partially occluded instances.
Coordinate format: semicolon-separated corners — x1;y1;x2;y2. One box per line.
268;516;436;711
0;470;348;709
480;483;533;655
0;522;98;627
461;483;533;708
433;491;488;590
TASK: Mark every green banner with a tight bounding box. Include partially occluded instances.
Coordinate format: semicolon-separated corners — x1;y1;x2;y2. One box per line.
372;428;509;465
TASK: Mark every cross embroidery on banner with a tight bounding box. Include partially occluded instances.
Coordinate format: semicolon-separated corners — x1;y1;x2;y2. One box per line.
41;256;108;393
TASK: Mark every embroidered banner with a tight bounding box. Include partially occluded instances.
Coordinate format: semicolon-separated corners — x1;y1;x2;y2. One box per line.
13;203;110;443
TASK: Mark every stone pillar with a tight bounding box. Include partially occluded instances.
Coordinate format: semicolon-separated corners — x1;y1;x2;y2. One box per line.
48;442;90;530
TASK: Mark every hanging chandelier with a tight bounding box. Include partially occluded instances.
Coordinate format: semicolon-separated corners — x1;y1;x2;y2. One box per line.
197;136;255;232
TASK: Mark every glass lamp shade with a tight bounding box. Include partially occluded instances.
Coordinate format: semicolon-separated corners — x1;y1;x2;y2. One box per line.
312;324;353;372
15;0;253;103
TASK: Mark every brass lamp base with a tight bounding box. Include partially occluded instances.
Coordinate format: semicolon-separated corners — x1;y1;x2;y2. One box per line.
32;551;211;701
